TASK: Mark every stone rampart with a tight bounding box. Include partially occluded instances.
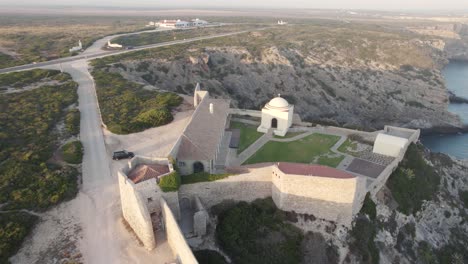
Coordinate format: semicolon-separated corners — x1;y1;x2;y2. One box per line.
229;108;262;117
117;171;156;250
161;198;199;264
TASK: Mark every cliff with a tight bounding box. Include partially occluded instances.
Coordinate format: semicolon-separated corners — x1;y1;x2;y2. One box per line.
101;24;462;131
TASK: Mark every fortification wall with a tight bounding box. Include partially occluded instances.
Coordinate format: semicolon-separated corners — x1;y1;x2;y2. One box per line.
117;172;156;250
271;167;365;226
178;168;272;208
161;198;198;264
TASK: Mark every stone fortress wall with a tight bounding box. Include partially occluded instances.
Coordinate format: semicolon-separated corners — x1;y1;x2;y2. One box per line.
161;198;199;264
271;166;367;225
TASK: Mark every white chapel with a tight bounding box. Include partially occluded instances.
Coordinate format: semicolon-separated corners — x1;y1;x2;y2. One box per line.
257;95;294;137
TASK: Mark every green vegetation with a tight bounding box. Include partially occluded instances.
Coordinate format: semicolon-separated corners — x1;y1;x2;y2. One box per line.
216;198;303;264
112;24;260;47
317;154;345;168
0;70;81;261
459;190;468;208
158;171;181;192
0;212;39;263
230;121;263;153
181;172;232;185
387;144;440;215
244;133;342;166
338;138;359;155
0;69;65;88
65;109;80;136
361;193;377;221
0;15;147;69
273;132;305;139
61;141;84;164
91;69;182;134
349;216;379;264
194;250;228;264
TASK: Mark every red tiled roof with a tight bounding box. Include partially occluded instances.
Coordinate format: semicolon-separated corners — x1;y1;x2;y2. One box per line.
128;164;170;184
276;162;355;179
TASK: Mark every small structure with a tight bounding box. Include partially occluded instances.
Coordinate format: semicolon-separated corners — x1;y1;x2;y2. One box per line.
157;19;190;28
373;133;409;157
107;40;123;49
257;95;294;137
69;40;82;53
278;20;288;25
146;21;156;27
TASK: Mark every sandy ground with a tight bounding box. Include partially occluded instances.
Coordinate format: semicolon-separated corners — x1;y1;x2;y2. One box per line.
11;57;194;263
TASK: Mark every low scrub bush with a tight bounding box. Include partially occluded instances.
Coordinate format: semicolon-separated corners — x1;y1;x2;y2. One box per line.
61;141;83;164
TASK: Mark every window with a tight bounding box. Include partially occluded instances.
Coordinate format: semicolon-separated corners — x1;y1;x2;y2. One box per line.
147;198;153;203
178;161;186;167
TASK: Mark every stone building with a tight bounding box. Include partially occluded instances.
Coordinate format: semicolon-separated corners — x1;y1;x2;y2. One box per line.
169;85;231;175
257;95;294;136
373;132;410;157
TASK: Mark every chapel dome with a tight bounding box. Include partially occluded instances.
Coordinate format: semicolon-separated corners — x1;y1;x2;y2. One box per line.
267;96;289;109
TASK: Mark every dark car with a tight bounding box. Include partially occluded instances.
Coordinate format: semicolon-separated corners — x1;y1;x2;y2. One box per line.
112;150;135;160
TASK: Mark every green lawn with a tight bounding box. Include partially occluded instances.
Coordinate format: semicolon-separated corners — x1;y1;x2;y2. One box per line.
317;154;345;168
337;138;360;156
273;132;305;139
244;133;343;166
181;172;232;185
230;121;263;153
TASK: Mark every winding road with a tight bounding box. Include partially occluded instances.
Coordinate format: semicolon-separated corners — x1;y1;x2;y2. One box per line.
1;25;267;263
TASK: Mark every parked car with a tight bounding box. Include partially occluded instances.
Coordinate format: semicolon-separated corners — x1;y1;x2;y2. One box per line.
112;150;135;160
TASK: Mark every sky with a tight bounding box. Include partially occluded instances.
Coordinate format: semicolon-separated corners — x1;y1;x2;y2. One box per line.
1;0;468;11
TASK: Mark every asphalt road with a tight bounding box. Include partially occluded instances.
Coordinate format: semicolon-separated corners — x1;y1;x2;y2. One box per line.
0;28;264;74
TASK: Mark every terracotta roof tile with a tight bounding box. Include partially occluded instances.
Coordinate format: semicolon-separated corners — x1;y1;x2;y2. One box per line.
128;164;170;184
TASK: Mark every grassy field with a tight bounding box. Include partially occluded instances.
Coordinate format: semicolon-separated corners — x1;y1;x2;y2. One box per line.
181;172;232;185
230;121;263;153
91;69;182;134
112;24;262;47
244;133;342;166
0;15;148;69
273;132;305;139
338;138;360;156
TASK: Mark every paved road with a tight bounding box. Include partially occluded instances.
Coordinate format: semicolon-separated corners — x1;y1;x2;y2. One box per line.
0;28;265;74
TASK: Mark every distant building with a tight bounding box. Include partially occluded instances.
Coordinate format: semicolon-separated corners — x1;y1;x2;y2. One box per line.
146;21;156;27
107;40;123;49
69;40;82;53
157;18;209;28
191;18;208;27
278;20;288;25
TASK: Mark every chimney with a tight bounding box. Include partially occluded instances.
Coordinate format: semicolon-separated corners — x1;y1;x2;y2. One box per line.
209;103;214;114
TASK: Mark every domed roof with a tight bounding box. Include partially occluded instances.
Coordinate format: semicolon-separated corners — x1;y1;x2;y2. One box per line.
267;96;289;109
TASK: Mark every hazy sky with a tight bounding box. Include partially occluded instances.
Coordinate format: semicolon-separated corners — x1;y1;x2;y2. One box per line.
1;0;468;10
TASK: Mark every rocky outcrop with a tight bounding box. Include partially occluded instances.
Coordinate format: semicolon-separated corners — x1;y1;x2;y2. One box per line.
105;26;462;131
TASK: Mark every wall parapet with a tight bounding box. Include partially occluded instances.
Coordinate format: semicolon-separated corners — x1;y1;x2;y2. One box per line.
161;198;198;264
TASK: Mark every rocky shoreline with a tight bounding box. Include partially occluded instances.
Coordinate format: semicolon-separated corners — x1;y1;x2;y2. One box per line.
449;91;468;104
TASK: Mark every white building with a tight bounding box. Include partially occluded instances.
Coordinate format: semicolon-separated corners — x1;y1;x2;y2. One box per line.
157;19;190;28
372;133;409;157
191;18;208;27
69;40;82;53
257;95;294;137
107;40;123;49
278;20;288;25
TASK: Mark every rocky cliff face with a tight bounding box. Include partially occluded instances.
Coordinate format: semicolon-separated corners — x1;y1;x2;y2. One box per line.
105;26;462;130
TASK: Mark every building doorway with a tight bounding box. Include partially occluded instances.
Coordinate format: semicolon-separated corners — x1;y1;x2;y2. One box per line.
271;118;278;128
193;161;204;173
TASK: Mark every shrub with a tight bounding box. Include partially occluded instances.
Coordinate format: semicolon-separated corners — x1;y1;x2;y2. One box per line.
360;193;377;221
194;250;228;264
349;216;379;264
65;109;80;136
387;144;440;215
61;141;83;164
159;171;181;192
216;198;303;264
0;212;39;262
459;190;468;208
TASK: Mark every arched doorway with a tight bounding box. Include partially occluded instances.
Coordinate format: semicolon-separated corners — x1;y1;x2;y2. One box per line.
193;161;204;173
271;118;278;128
